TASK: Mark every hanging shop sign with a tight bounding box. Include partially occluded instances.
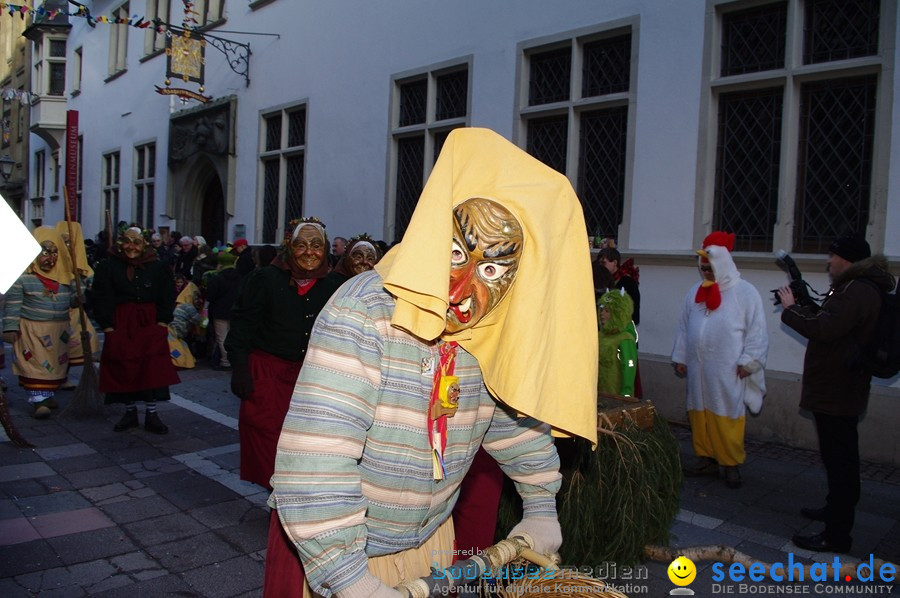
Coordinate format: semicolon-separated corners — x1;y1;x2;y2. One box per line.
156;28;210;103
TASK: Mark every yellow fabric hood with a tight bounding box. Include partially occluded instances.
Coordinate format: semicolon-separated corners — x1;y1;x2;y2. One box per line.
29;226;69;285
375;128;598;444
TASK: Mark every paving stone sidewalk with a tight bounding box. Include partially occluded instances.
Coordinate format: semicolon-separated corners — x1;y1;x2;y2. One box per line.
1;360;898;597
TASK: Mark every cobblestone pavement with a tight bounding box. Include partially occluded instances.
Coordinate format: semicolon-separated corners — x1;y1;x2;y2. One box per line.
1;358;897;597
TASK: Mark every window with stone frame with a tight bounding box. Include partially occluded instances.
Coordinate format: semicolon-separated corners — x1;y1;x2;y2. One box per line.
2;102;10;149
144;0;170;56
33;150;45;200
72;46;82;94
193;0;225;27
259;103;305;244
134;142;156;229
519;28;634;241
33;36;67;96
51;151;60;198
108;3;129;76
710;0;886;253
102;151;121;226
389;62;469;242
16;87;24;141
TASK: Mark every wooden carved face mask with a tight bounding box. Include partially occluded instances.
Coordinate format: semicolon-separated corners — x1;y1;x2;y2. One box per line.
348;242;378;275
290;225;327;272
36;240;60;273
119;230;146;260
445;198;523;334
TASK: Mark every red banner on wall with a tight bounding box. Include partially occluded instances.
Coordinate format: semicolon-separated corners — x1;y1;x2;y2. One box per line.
65;110;79;220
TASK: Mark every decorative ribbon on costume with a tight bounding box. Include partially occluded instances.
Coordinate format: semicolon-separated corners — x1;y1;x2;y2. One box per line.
35;273;60;294
428;341;459;481
694;280;721;311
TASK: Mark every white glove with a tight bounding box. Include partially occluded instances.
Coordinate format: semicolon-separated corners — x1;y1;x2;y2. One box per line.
335;572;404;598
507;516;563;555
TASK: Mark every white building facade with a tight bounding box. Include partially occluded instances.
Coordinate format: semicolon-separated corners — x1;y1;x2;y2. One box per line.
23;0;900;462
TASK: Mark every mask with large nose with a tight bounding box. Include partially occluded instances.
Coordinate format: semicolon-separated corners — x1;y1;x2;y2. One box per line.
444;198;523;334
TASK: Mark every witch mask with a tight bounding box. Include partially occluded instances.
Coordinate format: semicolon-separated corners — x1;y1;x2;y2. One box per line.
445;197;523;334
290;224;327;272
37;240;60;273
348;241;378;275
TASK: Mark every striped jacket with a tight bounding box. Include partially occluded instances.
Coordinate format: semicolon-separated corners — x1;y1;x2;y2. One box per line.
3;274;73;330
269;271;560;595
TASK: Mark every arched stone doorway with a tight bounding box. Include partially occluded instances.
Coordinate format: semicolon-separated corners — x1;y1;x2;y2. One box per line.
171;154;225;243
167;97;235;243
201;172;225;246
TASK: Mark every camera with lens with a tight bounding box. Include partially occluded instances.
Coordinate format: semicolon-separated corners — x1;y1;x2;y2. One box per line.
772;250;818;307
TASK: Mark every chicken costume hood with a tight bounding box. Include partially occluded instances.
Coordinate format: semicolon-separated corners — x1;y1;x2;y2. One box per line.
375;127;598;444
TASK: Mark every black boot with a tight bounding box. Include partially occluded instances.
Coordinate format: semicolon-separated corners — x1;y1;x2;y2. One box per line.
144;410;169;435
723;465;742;489
114;409;139;432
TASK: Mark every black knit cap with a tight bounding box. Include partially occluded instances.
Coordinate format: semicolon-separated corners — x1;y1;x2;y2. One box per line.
829;235;871;263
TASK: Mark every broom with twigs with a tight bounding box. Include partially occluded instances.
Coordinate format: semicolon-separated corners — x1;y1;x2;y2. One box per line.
59;187;103;418
395;536;629;598
0;382;35;447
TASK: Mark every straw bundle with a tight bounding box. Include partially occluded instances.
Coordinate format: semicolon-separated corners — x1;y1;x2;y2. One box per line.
395;537;629;598
0;385;34;447
492;569;629;598
497;398;682;566
59;188;103;419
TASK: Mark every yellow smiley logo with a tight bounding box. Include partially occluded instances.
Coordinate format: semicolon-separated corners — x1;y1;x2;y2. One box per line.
668;556;697;586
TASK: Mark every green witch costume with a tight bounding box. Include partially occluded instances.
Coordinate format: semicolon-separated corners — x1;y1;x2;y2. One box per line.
597;288;637;396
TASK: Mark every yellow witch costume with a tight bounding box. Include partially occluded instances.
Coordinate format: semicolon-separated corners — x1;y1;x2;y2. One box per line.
55;221;100;365
2;227;75;417
168;281;204;369
267;128;598;597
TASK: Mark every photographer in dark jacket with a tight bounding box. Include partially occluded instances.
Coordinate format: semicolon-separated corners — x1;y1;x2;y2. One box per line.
776;235;894;553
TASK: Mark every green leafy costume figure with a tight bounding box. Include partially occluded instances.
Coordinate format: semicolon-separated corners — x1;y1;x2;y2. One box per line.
597;288;637;396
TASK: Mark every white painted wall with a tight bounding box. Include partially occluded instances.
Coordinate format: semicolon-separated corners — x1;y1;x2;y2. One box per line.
56;0;716;244
29;0;900;459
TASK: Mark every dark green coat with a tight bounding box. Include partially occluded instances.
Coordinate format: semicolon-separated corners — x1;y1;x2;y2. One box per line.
225;264;340;367
91;255;175;330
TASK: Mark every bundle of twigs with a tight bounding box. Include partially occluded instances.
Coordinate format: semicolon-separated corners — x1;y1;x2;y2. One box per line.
395;537;628;598
493;569;629;598
59;188;103;419
497;398;682;566
0;384;34;447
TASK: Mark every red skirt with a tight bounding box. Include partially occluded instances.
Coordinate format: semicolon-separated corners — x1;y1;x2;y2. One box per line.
239;350;302;490
452;447;504;553
99;302;180;393
263;510;306;598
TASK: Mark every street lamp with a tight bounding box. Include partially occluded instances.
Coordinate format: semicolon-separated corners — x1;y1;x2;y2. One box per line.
0;155;15;182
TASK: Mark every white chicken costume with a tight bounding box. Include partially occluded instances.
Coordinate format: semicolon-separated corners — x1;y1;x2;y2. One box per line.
672;232;768;466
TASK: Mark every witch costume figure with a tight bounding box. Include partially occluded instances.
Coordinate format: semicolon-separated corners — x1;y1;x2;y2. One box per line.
225;218;340;490
328;233;383;285
92;227;180;434
597;288;637;397
262;128;598;598
2;227;75;419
